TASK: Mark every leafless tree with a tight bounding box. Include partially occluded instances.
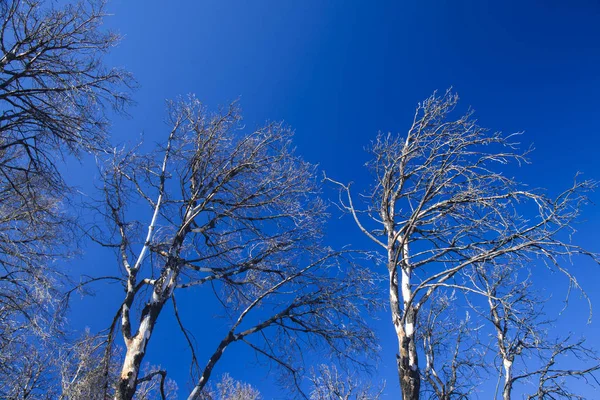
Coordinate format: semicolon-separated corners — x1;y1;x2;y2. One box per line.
0;0;131;167
0;0;131;233
309;364;385;400
58;330;178;400
465;262;600;400
58;331;120;400
0;163;71;398
199;374;262;400
91;97;377;400
328;89;598;400
419;291;487;400
0;0;131;397
523;338;600;400
133;364;179;400
0;331;59;399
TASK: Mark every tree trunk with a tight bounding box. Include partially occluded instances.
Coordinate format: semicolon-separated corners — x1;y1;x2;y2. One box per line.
115;231;185;400
389;263;421;400
115;294;166;400
397;311;420;400
502;358;513;400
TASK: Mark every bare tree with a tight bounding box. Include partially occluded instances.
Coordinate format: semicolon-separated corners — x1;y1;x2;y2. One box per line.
134;364;179;400
0;0;131;397
0;0;131;165
328;89;598;400
58;330;178;400
419;291;486;400
91;97;377;400
199;374;262;400
523;338;600;400
465;262;600;400
59;331;120;400
0;0;131;227
0;161;72;398
0;332;59;399
309;364;384;400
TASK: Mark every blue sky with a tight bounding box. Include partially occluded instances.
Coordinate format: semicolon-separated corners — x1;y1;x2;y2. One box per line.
66;0;600;397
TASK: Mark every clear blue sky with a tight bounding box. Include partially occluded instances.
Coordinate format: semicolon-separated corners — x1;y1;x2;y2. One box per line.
67;0;600;397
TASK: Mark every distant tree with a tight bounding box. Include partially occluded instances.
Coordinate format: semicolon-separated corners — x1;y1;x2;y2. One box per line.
199;374;262;400
91;98;377;400
328;89;598;400
309;364;385;400
0;0;131;397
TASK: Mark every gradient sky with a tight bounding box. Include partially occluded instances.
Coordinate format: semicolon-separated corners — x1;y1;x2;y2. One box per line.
66;1;600;398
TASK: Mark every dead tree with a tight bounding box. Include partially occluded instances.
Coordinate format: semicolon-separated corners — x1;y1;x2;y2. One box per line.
523;338;600;399
198;374;262;400
0;0;131;397
93;97;377;400
328;89;598;400
0;0;131;164
465;262;600;400
309;364;385;400
0;0;131;206
419;291;486;400
58;330;177;400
